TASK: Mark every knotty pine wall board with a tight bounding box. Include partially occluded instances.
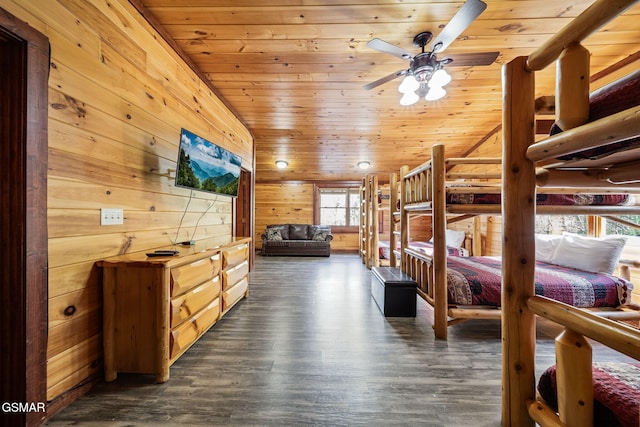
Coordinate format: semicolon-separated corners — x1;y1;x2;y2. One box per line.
1;0;253;403
46;336;102;401
47;260;100;299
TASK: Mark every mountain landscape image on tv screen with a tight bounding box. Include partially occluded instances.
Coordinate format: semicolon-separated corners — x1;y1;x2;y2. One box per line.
175;129;242;197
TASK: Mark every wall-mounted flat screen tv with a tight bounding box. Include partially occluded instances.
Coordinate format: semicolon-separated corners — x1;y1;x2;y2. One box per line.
175;128;242;197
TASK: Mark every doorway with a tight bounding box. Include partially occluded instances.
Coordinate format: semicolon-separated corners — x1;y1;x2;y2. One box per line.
235;168;254;266
0;9;49;427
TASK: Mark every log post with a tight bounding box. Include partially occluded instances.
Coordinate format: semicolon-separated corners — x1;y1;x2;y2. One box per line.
372;175;379;268
473;216;482;255
399;165;409;273
364;176;371;268
390;172;398;267
556;43;590;131
501;56;537;426
432;144;448;339
555;329;593;427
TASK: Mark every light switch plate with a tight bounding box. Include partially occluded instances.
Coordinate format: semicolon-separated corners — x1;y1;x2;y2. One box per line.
101;208;124;225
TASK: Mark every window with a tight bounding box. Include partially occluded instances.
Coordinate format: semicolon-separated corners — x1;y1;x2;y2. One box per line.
316;186;360;231
535;215;588;235
605;215;640;237
603;215;640;249
536;214;640;247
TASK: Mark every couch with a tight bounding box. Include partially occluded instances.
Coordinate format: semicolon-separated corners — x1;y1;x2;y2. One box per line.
261;224;332;257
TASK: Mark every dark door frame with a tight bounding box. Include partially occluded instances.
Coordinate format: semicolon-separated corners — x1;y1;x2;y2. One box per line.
0;8;49;427
235;168;254;267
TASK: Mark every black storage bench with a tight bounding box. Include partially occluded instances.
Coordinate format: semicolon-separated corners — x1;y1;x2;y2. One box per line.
371;267;417;317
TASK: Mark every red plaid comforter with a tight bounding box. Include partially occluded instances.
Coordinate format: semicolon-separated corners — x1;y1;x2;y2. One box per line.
447;256;631;308
446;193;629;206
379;240;468;260
538;362;640;427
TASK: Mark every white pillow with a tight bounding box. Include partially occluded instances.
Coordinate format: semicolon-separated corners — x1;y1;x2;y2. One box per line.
429;229;466;248
446;229;466;248
535;234;562;263
550;233;627;275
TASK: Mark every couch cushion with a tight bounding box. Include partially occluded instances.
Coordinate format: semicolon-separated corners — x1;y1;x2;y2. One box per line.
289;224;309;240
265;227;283;241
266;224;289;240
265;240;328;248
309;225;330;241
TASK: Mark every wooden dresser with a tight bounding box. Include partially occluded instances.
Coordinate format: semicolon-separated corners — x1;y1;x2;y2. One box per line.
101;237;251;383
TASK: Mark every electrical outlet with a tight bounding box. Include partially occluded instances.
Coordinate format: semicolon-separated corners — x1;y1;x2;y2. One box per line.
101;208;124;225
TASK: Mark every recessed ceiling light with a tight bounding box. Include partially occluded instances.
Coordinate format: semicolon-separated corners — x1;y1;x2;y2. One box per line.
275;160;288;169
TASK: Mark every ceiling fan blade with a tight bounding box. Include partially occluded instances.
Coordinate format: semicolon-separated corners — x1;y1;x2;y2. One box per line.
431;0;487;53
363;69;408;90
366;38;414;60
441;51;499;67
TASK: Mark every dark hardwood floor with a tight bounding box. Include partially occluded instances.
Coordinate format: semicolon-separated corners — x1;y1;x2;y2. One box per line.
45;253;629;426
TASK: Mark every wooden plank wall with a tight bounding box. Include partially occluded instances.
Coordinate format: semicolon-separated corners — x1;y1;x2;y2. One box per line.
1;0;253;403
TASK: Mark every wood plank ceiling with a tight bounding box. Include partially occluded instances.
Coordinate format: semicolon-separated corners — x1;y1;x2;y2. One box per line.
137;0;640;183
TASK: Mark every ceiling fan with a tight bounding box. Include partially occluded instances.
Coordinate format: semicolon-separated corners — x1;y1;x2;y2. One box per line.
363;0;499;105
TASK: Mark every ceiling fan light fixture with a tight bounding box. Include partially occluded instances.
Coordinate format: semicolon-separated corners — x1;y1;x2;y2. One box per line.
275;160;288;169
400;91;419;106
429;68;452;87
398;75;419;94
425;86;446;101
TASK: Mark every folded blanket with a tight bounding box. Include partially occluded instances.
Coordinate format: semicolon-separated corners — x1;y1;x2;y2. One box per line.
538;362;640;427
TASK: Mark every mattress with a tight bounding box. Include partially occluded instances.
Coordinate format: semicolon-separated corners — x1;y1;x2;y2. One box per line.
445;193;629;206
378;240;468;260
446;256;631;308
552;68;640;163
538;362;640;427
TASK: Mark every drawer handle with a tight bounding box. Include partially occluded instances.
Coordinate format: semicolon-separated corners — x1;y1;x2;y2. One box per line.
64;305;77;316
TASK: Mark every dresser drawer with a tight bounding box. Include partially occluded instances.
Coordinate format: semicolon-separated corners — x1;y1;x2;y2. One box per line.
222;277;248;312
222;260;249;291
169;298;220;360
222;244;249;269
170;254;221;296
170;276;221;328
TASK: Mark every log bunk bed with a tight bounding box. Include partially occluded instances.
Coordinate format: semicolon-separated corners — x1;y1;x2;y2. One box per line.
359;173;405;269
397;141;637;341
395;159;478;268
360;174;380;269
500;0;640;425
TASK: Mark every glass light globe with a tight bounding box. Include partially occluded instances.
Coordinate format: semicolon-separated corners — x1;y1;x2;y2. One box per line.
429;69;452;88
425;86;446;101
398;75;419;94
400;91;419;106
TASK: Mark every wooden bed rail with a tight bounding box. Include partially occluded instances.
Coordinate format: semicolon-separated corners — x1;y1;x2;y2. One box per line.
537;168;640;189
446;172;502;180
445;157;501;166
528;296;640;360
404;161;433;179
404;166;432;205
527;105;640;163
402;153;505;205
526;0;639;71
404;247;434;303
526;296;640;427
